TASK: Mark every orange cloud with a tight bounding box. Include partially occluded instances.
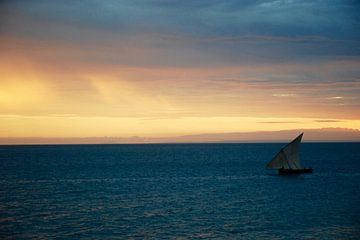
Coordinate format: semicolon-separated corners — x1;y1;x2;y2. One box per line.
1;34;360;139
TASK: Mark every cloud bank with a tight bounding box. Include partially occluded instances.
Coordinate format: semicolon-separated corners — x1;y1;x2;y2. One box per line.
0;128;359;145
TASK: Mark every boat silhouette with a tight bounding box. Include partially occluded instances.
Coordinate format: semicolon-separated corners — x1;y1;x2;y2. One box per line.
266;133;313;175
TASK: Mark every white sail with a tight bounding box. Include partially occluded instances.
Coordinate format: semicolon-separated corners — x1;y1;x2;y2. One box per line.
266;133;303;170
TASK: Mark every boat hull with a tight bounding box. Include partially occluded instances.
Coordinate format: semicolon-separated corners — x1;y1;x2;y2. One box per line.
278;168;313;175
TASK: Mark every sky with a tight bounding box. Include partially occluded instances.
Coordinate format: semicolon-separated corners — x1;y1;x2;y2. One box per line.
0;0;360;141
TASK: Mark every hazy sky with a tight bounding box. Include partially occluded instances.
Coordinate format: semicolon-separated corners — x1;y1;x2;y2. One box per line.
1;0;360;139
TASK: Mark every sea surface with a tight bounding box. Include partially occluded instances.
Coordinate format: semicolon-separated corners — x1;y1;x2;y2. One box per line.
0;143;359;239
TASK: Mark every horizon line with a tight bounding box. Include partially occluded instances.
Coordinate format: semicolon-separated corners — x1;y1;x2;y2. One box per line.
1;140;360;146
1;127;359;145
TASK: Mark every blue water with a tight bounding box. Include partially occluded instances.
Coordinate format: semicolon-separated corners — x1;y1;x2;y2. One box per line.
0;143;359;239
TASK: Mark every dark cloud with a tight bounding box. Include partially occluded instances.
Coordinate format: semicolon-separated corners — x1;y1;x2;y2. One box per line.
1;0;359;67
2;0;360;38
315;119;343;123
258;121;300;124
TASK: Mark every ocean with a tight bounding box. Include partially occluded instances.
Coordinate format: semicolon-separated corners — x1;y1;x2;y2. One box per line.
0;143;359;239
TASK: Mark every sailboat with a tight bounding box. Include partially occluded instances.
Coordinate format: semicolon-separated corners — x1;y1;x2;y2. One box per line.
266;133;313;175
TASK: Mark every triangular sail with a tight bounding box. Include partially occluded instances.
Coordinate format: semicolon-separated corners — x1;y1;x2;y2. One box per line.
266;133;303;170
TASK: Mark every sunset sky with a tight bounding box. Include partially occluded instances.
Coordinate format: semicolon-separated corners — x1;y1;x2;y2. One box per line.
1;0;360;141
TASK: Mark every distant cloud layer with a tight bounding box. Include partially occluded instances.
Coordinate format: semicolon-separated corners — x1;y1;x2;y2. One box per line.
0;128;359;144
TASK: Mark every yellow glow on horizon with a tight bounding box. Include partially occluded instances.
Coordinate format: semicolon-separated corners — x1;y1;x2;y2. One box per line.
87;75;176;115
1;40;360;140
0;115;359;138
0;61;48;111
0;80;46;106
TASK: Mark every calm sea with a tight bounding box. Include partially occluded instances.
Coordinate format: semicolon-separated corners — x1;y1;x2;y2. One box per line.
0;143;359;239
